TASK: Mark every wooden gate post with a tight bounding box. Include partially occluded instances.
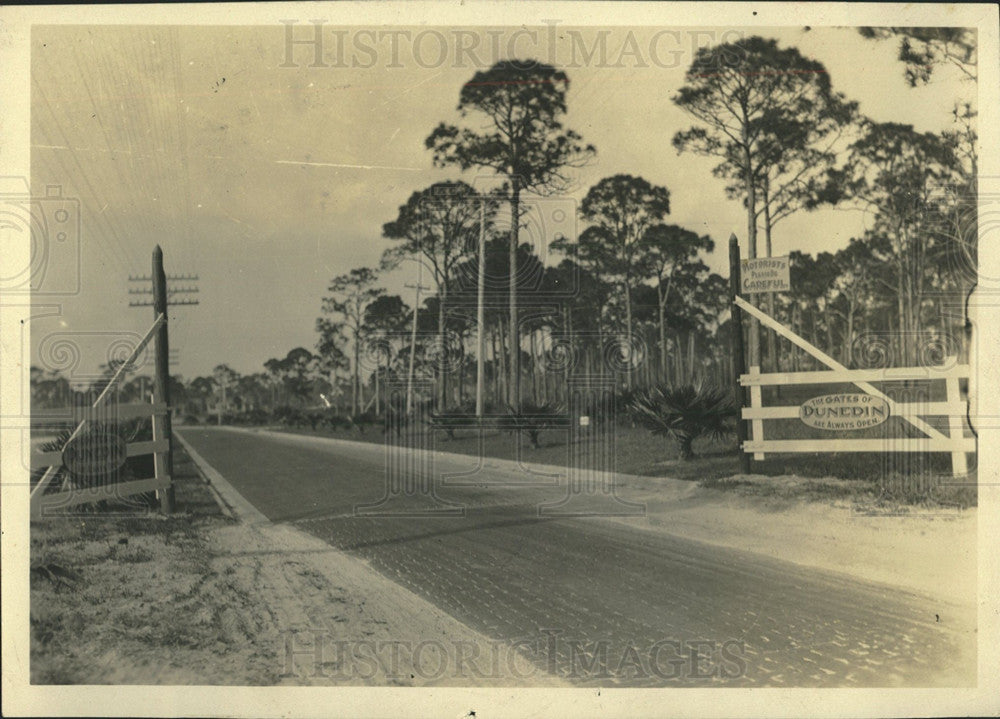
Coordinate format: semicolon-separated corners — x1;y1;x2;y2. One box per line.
152;246;176;513
729;234;751;473
748;365;764;461
151;394;169;504
944;356;968;477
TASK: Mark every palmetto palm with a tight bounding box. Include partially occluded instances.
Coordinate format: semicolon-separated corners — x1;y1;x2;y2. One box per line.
628;383;735;460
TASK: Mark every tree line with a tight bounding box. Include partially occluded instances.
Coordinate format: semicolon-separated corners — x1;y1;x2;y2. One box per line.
32;29;978;423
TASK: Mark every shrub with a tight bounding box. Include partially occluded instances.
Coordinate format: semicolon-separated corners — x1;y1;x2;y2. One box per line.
335;414;356;431
384;405;407;439
430;401;478;440
350;411;381;434
628;383;736;461
234;407;270;426
578;387;639;427
273;406;298;425
383;396;422;439
273;406;309;428
300;410;321;430
497;402;566;449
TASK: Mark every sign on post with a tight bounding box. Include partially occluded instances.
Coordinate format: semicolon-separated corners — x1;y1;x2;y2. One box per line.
799;394;891;431
740;256;790;294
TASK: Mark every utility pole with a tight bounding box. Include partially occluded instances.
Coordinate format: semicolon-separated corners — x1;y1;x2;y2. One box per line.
151;247;175;512
405;261;430;415
476;198;486;418
128;250;199;513
729;234;751;474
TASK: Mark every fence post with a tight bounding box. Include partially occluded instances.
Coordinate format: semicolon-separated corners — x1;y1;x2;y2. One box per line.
748;365;764;461
944;356;968;477
152;246;175;513
729;234;751;473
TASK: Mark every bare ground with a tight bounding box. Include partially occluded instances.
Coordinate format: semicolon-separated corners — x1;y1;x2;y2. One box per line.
29;445;557;686
610;472;976;608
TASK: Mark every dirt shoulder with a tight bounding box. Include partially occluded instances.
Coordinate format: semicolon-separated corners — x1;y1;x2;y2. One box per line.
611;473;976;609
30;441;557;686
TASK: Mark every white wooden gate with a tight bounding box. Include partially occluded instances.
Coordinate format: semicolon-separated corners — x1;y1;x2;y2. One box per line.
735;296;973;478
30;313;173;518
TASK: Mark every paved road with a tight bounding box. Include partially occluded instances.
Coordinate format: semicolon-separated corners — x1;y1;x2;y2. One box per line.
179;427;975;687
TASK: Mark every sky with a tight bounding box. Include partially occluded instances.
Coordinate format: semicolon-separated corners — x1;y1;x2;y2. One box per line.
26;23;975;382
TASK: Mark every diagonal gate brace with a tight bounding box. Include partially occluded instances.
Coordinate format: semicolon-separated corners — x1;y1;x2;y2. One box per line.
734;295;949;442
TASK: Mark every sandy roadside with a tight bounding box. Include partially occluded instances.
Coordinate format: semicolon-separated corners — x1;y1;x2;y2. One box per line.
610;478;976;609
176;432;565;687
205;520;564;686
216;427;977;609
29;439;563;687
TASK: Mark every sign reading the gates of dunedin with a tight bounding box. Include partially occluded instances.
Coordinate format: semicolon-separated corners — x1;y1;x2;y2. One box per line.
62;430;128;477
740;256;790;293
799;394;891;431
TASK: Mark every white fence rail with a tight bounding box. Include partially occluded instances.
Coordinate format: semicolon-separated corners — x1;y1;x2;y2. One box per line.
30;399;172;519
30;313;171;519
739;361;973;477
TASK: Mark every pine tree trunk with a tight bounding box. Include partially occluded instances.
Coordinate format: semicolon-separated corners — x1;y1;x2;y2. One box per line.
675;333;683;386
658;288;667;383
897;242;907;366
793;305;801;371
498;319;508;408
438;281;448;411
688;333;696;384
598;324;605;382
529;328;539;404
763;176;777;373
509;181;521;409
457;340;465;406
563;305;572;404
845;304;855;367
491;324;501;408
741;118;761;369
352;332;360;417
624;275;634;389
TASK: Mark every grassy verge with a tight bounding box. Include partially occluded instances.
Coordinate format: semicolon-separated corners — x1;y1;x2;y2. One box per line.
29;445;279;685
243;421;977;509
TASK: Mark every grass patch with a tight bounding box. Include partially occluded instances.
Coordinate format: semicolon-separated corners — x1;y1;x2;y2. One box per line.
700;475;873;502
29;443;279;685
699;469;977;511
266;419;976;508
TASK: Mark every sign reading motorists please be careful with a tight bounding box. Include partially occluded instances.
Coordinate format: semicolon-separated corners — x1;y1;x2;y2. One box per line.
741;256;790;293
